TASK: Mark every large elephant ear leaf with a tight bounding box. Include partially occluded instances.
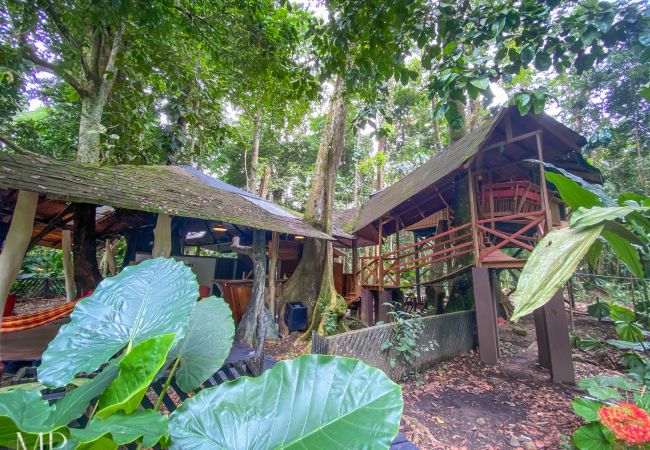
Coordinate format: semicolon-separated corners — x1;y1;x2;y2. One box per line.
169;296;235;393
96;334;176;419
40;257;199;388
512;225;603;321
0;361;120;448
168;355;403;450
69;410;168;449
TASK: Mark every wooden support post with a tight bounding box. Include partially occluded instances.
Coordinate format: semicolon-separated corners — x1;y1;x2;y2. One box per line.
152;213;172;258
72;203;102;296
534;290;576;384
360;289;374;325
377;290;392;323
268;231;279;322
395;218;401;286
62;230;75;300
378;217;384;290
535;132;554;232
468;169;481;267
0;190;38;318
472;267;499;364
414;236;422;303
351;238;359;297
106;239;117;276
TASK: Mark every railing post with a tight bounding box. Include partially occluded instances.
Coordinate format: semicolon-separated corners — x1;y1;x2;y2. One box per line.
468;168;481;267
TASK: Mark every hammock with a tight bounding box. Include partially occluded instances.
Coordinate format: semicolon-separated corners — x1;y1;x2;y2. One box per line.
1;297;85;333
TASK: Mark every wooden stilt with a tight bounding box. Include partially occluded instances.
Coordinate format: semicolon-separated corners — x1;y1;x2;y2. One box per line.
152;213;172;258
472;267;499;364
468;169;481;267
360;289;374;325
377;290;392;323
268;232;279;322
534;290;576;384
535;132;554;231
351;238;359;297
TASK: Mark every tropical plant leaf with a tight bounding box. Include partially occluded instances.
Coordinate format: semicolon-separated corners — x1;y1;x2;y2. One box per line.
167;296;235;393
601;230;645;278
69;411;168;448
96;334;176;419
168;355;403;450
606;339;648;351
578;375;638;401
618;193;650;207
587;301;609;319
572;398;603;422
512;225;603;321
572;423;612;450
616;322;644;342
0;361;119;448
532;162;615;208
610;305;636;323
40;257;199;387
570;206;650;229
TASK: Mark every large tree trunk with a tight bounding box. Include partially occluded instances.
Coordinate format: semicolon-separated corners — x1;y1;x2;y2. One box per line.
0;190;38;317
280;76;348;339
72;203;102;296
247;109;263;193
233;231;267;347
77;93;106;164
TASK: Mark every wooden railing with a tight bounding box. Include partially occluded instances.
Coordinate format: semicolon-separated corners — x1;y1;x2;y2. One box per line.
477;210;546;262
358;222;474;289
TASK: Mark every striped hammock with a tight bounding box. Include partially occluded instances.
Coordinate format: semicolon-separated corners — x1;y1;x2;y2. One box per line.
1;297;83;333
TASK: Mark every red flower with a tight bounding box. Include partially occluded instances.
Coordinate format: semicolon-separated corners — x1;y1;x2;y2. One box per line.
599;402;650;445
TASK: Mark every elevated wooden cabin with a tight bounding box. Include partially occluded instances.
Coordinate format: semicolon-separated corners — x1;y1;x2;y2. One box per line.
335;107;600;383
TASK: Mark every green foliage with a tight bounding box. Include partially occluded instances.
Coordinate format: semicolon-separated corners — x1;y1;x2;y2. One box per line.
380;304;435;374
512;170;649;321
168;355;403;450
39;258;199;387
0;258;403;449
164;296;235;393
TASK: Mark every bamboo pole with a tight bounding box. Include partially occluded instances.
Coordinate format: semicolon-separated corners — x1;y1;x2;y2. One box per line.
62;230;75;300
152;214;172;258
0;190;38;317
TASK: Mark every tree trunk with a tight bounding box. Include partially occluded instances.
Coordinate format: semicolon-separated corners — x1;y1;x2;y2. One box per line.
248;109;262;193
279;75;347;338
72;203;102;296
62;229;76;300
77;93;106;164
233;230;267;347
0;190;38;317
259;164;272;199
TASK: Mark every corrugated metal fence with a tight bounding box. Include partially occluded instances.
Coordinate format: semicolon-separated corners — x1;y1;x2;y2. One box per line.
312;310;477;380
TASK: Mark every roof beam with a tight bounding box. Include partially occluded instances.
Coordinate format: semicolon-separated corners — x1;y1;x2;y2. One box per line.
27;203;74;252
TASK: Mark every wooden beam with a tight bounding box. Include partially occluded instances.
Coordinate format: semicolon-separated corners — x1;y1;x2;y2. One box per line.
152;213;172;258
27;203;74;252
62;229;75;300
268;231;279;322
536;132;554;232
467;168;481;268
473;267;499;364
482;130;541;152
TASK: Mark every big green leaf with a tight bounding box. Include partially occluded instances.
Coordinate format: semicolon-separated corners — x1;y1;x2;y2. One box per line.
167;296;235;393
69;411;168;449
571;206;650;229
601;230;644;278
610;305;636;323
0;361;119;448
572;423;612;450
168;355;403;450
512;225;603;321
572;398;603;422
96;334;176;419
616;322;644;342
40;257;199;387
545;171;603;210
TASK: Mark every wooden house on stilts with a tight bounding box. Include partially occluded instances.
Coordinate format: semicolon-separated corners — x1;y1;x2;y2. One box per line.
336;106;602;383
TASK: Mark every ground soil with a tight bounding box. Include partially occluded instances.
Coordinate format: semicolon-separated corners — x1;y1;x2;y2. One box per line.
267;304;625;450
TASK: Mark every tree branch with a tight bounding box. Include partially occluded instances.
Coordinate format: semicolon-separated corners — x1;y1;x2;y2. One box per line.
0;134;33;155
20;43;87;96
38;0;94;79
230;236;253;257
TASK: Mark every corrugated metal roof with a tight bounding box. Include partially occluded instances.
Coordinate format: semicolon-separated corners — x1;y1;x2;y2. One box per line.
353;112;503;232
0;152;332;240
